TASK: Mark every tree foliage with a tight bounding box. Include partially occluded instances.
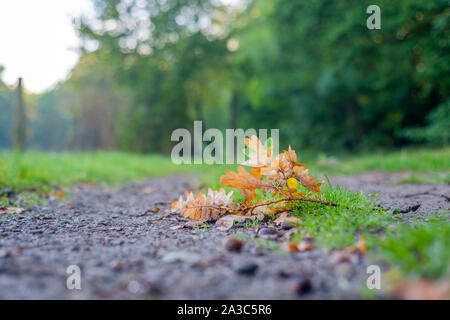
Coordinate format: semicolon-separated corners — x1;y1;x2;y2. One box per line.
1;0;448;152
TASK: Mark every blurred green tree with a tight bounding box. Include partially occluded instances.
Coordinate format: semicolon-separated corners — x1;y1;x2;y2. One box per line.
0;66;13;149
14;0;449;153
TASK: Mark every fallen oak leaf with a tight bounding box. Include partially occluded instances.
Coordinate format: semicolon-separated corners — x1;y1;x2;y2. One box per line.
45;191;65;201
273;212;301;226
215;214;260;231
0;207;25;215
293;166;322;193
252;205;279;217
141;187;154;194
220;166;274;195
282;238;314;252
260;145;307;177
250;167;262;178
297;240;314;252
240;188;259;205
241;135;273;168
347;235;367;254
393;278;450;300
171;188;235;220
330;250;352;264
170;220;208;230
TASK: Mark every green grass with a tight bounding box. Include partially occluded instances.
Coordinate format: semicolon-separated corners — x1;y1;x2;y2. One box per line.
1;147;448;191
0;151;201;191
313;147;450;183
289;184;393;248
375;217;450;279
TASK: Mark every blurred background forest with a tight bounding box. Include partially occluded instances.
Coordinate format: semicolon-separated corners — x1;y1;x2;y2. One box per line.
0;0;449;154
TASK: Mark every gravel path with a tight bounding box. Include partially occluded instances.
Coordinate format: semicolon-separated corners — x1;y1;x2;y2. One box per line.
0;173;448;299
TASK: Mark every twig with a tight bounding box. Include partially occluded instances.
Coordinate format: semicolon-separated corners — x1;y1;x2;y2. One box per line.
247;196;339;211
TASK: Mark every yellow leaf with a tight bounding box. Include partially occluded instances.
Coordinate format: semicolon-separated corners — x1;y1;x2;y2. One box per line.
286;177;298;189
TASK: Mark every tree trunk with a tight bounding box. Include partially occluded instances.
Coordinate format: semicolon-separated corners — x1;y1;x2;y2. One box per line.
13;77;25;152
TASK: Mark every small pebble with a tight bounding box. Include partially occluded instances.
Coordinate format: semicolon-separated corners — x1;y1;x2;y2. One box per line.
258;227;278;240
258;227;277;235
289;275;312;295
250;246;264;256
281;222;294;230
1;188;14;198
236;262;259;276
224;238;243;253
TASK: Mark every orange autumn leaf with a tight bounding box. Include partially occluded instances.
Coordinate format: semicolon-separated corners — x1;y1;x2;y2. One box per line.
259;146;307;177
250;167;262;177
284;146;307;168
293;166;322;193
347;235;368;254
220;166;274;201
240;188;259;205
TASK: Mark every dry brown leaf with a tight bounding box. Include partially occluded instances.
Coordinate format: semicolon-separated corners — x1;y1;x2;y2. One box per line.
260;146;307;177
273;212;301;226
32;216;52;220
347;235;367;254
215;214;259;231
170;188;234;220
393;278;450;300
240;188;259;204
280;239;313;252
141;187;154;194
170;220;208;230
297;240;314;252
45;191;65;201
241;135;273;168
0;207;25;215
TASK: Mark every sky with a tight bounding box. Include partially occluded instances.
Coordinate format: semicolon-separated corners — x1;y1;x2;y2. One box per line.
0;0;94;93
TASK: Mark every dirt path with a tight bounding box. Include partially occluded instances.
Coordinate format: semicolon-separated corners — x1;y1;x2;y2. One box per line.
0;173;448;299
328;172;449;218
